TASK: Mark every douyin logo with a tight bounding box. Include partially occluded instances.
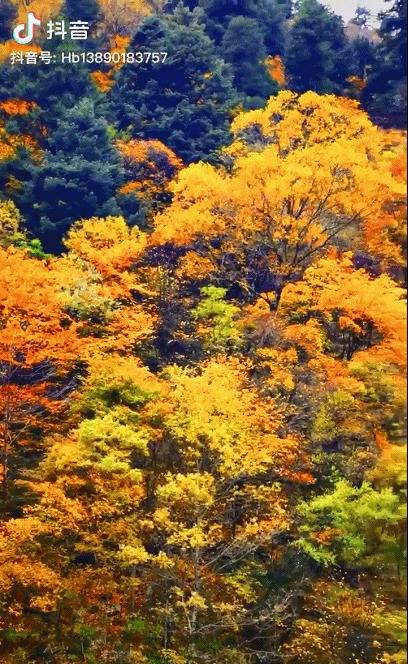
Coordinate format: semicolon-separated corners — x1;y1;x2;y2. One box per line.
13;12;42;45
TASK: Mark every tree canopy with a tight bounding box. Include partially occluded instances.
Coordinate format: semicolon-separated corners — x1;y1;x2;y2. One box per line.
0;2;406;662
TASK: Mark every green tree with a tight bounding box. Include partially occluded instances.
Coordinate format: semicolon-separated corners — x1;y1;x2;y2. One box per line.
286;0;348;93
63;0;101;24
0;0;17;41
261;0;289;54
0;45;92;131
164;0;287;105
19;99;123;251
109;7;237;163
184;0;287;48
221;16;278;107
191;285;243;352
345;35;377;81
296;479;407;574
364;0;407;127
380;0;407;71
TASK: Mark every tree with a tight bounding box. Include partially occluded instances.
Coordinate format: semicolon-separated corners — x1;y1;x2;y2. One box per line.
63;0;101;24
6;355;305;662
344;35;377;93
0;247;81;503
0;199;48;257
150;92;405;306
277;0;293;17
281;579;406;664
0;0;16;42
0;47;93;131
60;215;157;352
8;0;63;23
116;138;183;227
379;0;407;74
0;214;155;506
0;27;406;662
221;16;278;107
167;0;288;100
364;0;407;127
286;0;349;93
279;252;406;480
0;102;40;200
182;0;287;50
19;99;124;251
280;253;407;364
296;478;407;571
261;0;289;54
99;0;153;36
109;8;237;163
191;285;243;353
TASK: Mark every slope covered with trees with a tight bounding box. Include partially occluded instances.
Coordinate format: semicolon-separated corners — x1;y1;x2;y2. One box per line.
0;1;407;663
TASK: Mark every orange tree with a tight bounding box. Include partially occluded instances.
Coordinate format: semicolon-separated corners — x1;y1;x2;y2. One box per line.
0;246;80;502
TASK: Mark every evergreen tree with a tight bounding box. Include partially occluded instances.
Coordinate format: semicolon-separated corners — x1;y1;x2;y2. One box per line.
222;16;278;107
164;0;286;103
108;7;237;163
0;46;93;131
345;35;377;80
197;0;262;42
365;0;407;127
19;99;123;251
380;0;407;70
178;0;287;52
277;0;293;18
0;43;97;232
0;0;17;41
260;0;288;54
63;0;101;24
286;0;348;93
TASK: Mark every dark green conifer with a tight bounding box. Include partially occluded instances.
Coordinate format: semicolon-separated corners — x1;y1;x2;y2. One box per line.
286;0;348;93
20;99;123;251
109;7;237;163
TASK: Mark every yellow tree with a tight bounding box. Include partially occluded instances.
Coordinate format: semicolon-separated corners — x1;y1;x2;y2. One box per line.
267;250;406;494
280;252;407;365
60;215;157;356
0;215;156;503
151;92;405;308
8;356;310;662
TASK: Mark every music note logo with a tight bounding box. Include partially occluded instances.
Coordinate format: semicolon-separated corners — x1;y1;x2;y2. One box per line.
13;12;42;45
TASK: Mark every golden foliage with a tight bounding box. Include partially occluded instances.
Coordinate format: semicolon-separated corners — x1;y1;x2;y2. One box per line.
63;215;148;299
118;138;183;202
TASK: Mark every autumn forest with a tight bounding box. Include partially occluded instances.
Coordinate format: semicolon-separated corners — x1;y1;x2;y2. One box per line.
0;0;407;662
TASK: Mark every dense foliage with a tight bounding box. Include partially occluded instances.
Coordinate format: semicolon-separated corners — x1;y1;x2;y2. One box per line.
0;1;407;663
108;8;237;163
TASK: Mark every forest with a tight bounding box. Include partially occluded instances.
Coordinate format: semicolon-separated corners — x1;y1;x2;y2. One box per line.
0;0;407;662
